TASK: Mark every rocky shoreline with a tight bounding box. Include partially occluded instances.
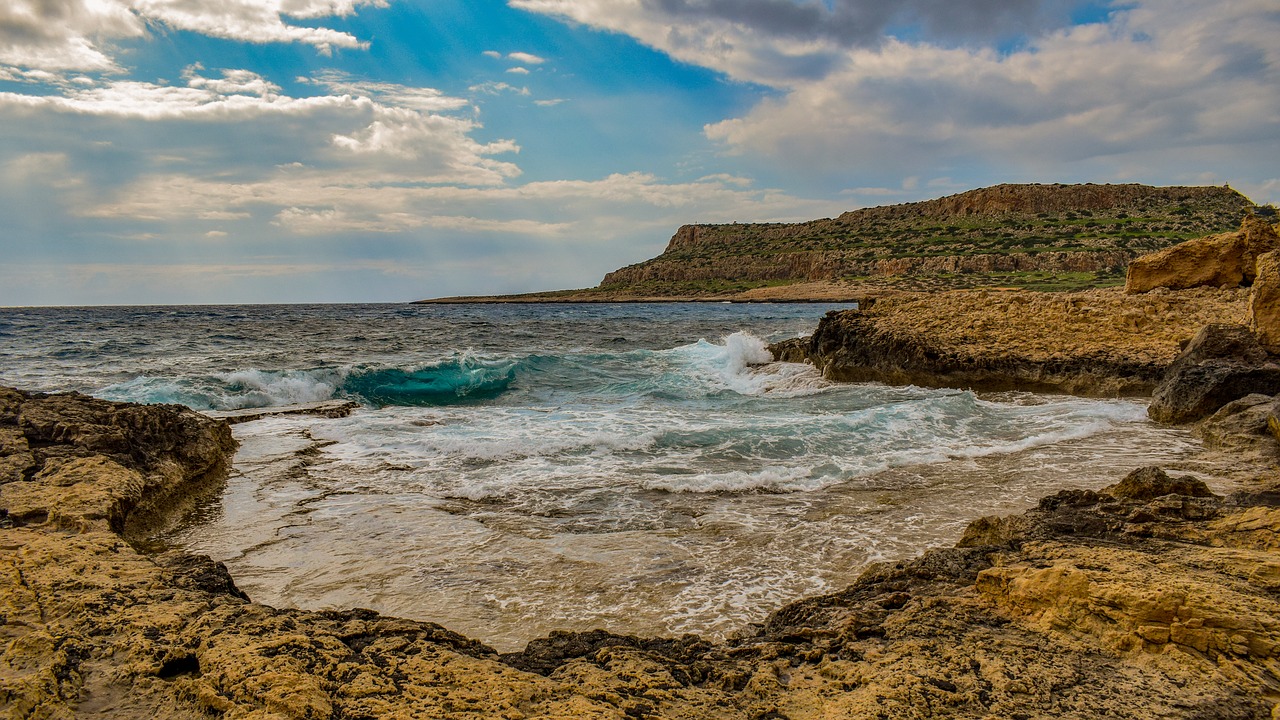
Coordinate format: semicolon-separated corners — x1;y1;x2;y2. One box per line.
5;329;1280;717
8;219;1280;717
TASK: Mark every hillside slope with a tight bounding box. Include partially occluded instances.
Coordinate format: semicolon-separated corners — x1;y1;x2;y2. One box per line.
600;183;1258;295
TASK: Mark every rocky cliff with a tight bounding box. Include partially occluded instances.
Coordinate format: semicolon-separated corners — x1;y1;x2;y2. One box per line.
3;385;1280;718
600;183;1258;295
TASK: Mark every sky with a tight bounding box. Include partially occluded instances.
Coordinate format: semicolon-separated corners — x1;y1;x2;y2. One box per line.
1;0;1277;305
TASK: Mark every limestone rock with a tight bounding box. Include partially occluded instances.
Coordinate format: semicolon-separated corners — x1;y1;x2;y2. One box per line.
1252;250;1280;353
6;386;1280;719
1124;231;1245;293
1241;215;1280;282
774;287;1250;397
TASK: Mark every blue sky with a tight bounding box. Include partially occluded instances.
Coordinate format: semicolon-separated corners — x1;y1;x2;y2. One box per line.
1;0;1277;305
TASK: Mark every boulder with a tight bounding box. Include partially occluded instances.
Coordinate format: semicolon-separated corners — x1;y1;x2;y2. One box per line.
1241;216;1280;282
1148;324;1280;424
1103;466;1214;501
1252;250;1280;353
1170;323;1269;368
1149;361;1280;424
1125;231;1245;294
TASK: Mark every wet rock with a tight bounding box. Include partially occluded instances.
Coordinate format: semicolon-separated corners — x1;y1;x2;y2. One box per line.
5;386;1280;720
1103;466;1215;502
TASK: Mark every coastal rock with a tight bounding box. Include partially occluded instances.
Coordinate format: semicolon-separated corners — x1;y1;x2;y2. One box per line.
769;287;1250;397
1148;325;1280;424
1103;465;1215;501
5;386;1280;719
1124;215;1280;294
1124;231;1245;293
1195;394;1280;456
1241;216;1280;282
1253;250;1280;353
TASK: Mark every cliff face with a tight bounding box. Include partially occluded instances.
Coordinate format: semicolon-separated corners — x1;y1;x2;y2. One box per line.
601;183;1257;294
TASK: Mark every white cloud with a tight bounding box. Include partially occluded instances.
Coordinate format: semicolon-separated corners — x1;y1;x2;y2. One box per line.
534;98;565;107
506;67;531;75
470;81;531;96
507;51;546;65
0;0;384;75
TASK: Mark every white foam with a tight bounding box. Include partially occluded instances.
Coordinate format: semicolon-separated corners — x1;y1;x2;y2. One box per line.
217;368;343;408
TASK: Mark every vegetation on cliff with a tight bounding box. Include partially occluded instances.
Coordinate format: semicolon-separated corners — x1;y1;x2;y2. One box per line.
599;183;1259;296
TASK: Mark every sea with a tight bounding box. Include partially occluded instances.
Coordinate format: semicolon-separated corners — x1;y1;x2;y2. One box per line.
0;302;1200;651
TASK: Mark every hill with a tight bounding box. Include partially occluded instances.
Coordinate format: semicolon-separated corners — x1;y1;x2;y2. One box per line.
601;183;1258;295
418;182;1263;302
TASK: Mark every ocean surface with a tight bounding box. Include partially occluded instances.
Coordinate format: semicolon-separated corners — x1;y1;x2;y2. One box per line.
0;303;1200;651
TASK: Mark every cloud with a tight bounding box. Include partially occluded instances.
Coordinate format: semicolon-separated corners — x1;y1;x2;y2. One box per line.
0;0;143;72
511;0;1100;86
506;67;531;75
700;2;1280;184
469;81;531;96
0;0;384;75
507;51;547;65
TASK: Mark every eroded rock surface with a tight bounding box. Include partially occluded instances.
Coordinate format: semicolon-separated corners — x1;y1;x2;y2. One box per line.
1148;324;1280;424
1126;215;1280;294
769;286;1248;396
4;387;1280;719
1253;250;1280;353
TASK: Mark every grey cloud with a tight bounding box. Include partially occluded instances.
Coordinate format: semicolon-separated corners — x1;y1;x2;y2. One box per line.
643;0;1093;47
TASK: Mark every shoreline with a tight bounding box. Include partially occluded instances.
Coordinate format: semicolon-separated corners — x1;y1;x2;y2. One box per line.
5;281;1280;718
4;384;1280;717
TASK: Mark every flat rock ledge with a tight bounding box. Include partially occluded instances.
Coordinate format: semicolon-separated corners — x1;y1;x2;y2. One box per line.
4;386;1280;719
772;286;1251;397
202;400;361;425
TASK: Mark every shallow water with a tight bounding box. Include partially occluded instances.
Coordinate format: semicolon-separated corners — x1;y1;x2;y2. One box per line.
0;302;1202;651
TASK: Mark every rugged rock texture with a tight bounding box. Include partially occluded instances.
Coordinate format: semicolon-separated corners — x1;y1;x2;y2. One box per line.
769;286;1249;396
1126;215;1280;294
1148;324;1280;424
1124;231;1247;293
5;386;1280;719
1254;251;1280;353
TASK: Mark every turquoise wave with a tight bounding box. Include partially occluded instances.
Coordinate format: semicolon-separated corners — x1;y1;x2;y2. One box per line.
341;360;517;406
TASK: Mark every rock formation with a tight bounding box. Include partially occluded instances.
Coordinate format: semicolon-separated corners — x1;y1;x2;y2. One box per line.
1147;324;1280;424
1123;231;1246;292
769;286;1250;396
1126;215;1280;294
4;368;1280;718
1253;250;1280;353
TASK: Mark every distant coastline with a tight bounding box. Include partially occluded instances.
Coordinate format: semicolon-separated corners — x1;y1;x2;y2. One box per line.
416;182;1265;304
